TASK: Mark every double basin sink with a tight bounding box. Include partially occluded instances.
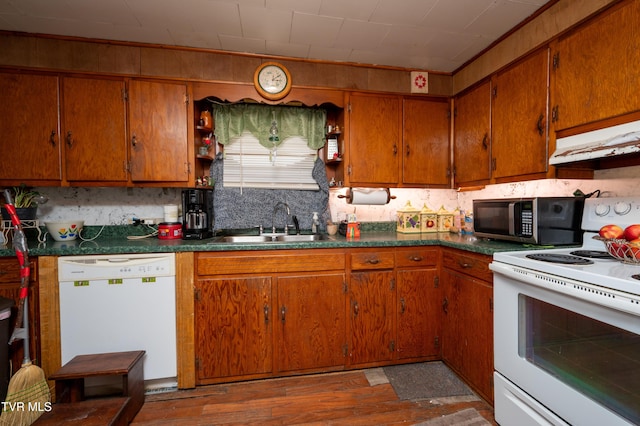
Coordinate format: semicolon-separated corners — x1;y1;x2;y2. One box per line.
219;234;329;244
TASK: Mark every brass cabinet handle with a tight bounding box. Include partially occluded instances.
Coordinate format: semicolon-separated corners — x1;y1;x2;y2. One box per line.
49;131;56;146
392;144;398;155
280;306;286;323
132;133;138;147
442;297;448;314
366;258;380;265
409;256;423;262
482;133;488;149
353;301;359;316
264;304;269;324
66;131;73;147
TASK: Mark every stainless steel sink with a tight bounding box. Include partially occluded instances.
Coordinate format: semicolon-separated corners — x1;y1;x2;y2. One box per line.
218;234;328;243
275;234;329;242
220;235;273;243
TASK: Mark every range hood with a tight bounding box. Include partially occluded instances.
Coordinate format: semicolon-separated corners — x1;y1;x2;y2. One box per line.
549;119;640;165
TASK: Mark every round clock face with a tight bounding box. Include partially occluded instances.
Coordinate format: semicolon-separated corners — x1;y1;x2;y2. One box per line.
254;62;292;100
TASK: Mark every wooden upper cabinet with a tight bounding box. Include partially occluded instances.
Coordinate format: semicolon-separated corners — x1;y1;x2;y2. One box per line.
552;0;640;131
62;76;128;183
0;72;61;184
402;98;450;187
347;93;401;186
491;48;549;181
128;80;190;183
453;80;491;187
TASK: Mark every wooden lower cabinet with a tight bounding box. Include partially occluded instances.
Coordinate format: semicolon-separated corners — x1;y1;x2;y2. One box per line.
276;273;347;373
349;269;396;366
195;276;273;384
0;257;40;375
441;248;494;404
396;248;440;360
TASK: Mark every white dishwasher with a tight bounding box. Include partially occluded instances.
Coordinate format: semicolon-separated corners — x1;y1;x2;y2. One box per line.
58;253;177;392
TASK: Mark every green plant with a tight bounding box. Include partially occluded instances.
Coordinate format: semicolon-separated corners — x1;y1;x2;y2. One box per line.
8;185;44;208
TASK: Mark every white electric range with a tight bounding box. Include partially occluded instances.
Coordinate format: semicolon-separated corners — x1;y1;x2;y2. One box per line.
490;197;640;426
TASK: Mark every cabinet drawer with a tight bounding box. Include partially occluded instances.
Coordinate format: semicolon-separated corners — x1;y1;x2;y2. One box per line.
349;251;395;270
442;249;492;283
0;259;20;283
197;250;345;275
395;248;438;268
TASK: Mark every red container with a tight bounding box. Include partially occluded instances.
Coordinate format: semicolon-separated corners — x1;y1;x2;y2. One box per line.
158;222;182;240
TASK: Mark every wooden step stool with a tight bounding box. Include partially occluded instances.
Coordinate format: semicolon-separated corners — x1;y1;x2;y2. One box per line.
35;351;145;425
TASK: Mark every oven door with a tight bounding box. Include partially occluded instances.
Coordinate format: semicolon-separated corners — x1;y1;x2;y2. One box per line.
492;262;640;426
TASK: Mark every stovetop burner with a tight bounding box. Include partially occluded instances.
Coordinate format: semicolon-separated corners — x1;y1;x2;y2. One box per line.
526;253;594;265
570;250;614;259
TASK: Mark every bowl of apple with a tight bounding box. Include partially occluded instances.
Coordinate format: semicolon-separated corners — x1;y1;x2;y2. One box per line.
596;224;640;264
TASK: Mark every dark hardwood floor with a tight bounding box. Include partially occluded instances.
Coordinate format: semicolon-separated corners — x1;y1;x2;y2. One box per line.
131;368;497;425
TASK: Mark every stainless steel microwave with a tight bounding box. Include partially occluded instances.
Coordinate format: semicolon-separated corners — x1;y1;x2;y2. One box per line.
472;197;585;245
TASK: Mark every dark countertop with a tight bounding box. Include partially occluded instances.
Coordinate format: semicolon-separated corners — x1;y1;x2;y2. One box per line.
0;228;544;257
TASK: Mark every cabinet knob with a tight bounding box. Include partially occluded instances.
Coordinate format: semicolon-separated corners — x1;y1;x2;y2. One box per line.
49;131;56;146
536;114;544;136
66;131;73;147
366;258;380;265
264;304;269;324
131;133;139;147
442;297;449;314
409;256;423;262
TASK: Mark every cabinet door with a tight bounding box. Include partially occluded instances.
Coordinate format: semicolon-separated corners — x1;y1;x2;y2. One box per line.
492;49;549;180
195;276;272;383
552;0;640;131
276;273;346;373
348;93;401;185
349;270;395;365
0;73;61;183
402;98;450;186
62;76;128;182
453;81;491;187
441;268;493;404
396;268;440;360
128;80;190;183
0;258;39;376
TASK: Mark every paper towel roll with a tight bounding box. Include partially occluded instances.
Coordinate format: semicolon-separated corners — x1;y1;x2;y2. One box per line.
346;188;392;205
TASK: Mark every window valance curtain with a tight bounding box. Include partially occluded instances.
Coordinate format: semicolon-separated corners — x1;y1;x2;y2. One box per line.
213;104;326;150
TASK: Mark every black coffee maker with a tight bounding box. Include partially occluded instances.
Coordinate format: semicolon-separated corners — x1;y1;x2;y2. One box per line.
182;188;213;239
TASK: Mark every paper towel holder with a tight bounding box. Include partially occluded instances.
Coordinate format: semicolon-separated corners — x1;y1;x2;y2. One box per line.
337;187;396;205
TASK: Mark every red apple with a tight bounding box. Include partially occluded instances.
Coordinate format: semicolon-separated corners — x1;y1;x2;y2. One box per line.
623;224;640;241
599;224;624;239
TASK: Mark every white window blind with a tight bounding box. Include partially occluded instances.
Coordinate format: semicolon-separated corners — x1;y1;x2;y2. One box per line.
223;131;319;190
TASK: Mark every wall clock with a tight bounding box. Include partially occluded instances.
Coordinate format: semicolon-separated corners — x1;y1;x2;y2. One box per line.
253;62;292;101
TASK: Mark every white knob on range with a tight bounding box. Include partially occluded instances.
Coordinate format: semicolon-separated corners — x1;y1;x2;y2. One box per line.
614;201;632;215
595;203;610;216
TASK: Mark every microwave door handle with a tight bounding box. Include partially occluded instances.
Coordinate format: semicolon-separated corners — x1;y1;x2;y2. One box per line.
508;202;516;236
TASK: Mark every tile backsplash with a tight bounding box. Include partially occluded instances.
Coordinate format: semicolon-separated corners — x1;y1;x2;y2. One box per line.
23;165;640;227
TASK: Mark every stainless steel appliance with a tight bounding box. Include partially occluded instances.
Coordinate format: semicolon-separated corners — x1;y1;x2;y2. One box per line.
473;197;584;245
491;197;640;425
182;188;213;240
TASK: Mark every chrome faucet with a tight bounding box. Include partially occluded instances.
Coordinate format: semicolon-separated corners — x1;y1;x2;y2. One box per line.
271;202;290;234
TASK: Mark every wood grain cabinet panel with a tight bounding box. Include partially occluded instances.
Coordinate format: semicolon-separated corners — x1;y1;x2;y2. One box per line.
128;79;190;184
62;76;128;183
453;80;492;187
195;276;273;384
552;0;640;131
349;269;396;366
441;248;493;404
347;93;402;186
0;258;40;376
402;98;451;187
0;72;61;184
276;273;347;373
491;48;549;181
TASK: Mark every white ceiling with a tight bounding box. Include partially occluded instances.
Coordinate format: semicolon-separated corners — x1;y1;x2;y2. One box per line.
0;0;551;73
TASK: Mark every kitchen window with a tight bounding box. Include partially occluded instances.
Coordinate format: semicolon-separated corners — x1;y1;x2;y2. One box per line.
214;104;326;191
